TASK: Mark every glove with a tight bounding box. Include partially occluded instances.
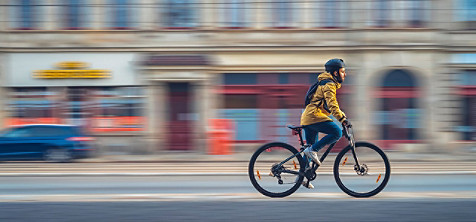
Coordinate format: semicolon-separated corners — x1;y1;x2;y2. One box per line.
342;119;351;140
342;119;352;128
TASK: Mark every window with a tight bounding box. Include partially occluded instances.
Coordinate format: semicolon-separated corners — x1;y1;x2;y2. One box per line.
461;96;476;140
278;73;289;84
3;128;32;138
319;0;347;28
64;0;87;29
382;69;418;87
223;0;248;28
458;0;476;29
20;0;34;29
272;1;294;28
7;88;55;119
10;0;41;30
371;0;428;28
375;0;391;27
29;127;73;137
224;73;257;85
408;0;426;27
458;71;476;140
109;0;131;29
91;87;145;132
95;87;144;117
224;95;258;109
163;0;196;28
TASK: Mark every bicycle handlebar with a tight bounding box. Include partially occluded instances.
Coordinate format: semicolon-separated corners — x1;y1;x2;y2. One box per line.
342;124;353;141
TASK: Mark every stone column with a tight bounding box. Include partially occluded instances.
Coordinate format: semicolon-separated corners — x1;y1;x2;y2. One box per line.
139;0;156;30
42;0;56;30
359;53;381;141
201;0;214;29
145;79;167;152
90;0;103;30
301;0;312;29
254;0;265;28
191;73;217;153
145;80;156;153
47;0;63;30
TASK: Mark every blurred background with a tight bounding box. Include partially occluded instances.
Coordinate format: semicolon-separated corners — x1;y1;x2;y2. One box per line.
0;0;475;156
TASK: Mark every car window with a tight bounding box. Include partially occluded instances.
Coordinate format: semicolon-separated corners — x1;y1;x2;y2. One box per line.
29;127;72;137
3;128;32;138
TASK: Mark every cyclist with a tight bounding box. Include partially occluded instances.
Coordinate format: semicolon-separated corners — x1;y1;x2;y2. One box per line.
300;58;351;189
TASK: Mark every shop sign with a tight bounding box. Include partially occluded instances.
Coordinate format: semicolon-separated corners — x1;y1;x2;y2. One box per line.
33;62;111;79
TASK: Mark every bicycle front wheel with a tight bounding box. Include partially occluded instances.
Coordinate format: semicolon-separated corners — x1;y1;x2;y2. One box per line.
334;142;391;198
248;142;305;198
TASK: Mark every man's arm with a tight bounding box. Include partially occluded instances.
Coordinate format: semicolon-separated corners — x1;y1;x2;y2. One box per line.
322;84;346;123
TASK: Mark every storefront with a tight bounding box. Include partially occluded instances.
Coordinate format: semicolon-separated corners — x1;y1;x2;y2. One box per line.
3;53;147;153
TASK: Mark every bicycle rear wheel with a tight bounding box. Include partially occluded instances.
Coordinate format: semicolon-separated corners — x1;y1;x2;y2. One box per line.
334;142;391;198
248;142;305;198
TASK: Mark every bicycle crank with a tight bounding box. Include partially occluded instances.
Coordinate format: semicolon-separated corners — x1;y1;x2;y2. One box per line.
304;167;317;181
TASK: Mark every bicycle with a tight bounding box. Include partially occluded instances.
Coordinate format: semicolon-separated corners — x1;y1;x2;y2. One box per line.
248;123;391;198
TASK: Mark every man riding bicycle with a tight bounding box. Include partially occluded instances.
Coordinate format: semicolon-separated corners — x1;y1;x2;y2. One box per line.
300;58;351;189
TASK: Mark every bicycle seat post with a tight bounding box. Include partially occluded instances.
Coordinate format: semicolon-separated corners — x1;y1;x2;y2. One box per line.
288;125;306;149
295;128;305;149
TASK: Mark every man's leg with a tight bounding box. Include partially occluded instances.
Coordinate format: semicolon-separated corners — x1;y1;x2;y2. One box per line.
310;121;342;152
303;126;318;146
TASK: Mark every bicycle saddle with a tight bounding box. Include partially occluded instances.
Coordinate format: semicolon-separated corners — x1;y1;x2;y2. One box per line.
287;125;304;130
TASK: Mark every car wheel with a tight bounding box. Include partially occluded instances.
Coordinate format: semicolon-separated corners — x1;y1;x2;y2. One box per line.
44;148;72;163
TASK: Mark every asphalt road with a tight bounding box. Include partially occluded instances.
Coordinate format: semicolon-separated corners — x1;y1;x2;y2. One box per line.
0;172;475;221
1;199;475;222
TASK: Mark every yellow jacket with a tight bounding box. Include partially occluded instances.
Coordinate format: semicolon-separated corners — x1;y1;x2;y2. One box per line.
300;72;347;126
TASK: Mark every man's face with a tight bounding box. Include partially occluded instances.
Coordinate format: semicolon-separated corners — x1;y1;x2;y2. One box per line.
334;68;346;82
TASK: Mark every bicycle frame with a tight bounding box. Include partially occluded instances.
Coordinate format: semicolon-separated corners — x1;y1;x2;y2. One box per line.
276;125;361;176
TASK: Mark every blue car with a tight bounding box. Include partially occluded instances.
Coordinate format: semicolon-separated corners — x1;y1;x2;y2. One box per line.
0;124;95;162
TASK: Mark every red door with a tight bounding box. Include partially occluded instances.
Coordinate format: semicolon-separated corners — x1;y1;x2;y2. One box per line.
166;83;193;150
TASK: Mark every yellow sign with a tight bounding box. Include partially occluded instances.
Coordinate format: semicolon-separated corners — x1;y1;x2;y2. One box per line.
56;62;89;69
34;62;111;79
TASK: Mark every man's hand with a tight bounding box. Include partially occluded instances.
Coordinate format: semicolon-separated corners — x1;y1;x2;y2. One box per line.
342;119;352;128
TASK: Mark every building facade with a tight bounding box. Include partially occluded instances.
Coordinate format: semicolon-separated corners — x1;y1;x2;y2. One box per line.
0;0;475;153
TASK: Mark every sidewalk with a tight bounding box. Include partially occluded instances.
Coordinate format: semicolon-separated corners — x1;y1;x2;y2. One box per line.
1;150;474;176
78;150;476;164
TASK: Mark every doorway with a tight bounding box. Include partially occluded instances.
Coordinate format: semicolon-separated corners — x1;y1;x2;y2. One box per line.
165;82;194;150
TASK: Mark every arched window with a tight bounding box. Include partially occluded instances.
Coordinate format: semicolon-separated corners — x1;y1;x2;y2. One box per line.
382;69;418;87
376;69;421;148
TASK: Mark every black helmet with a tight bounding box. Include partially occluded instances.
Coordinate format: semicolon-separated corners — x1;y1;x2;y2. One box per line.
325;58;345;83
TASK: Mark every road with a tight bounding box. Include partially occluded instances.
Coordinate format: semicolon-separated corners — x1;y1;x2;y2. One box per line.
0;162;475;221
1;199;475;222
0;174;475;198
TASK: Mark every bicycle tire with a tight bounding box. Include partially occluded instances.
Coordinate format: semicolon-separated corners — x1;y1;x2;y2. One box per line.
248;142;306;198
333;142;391;198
